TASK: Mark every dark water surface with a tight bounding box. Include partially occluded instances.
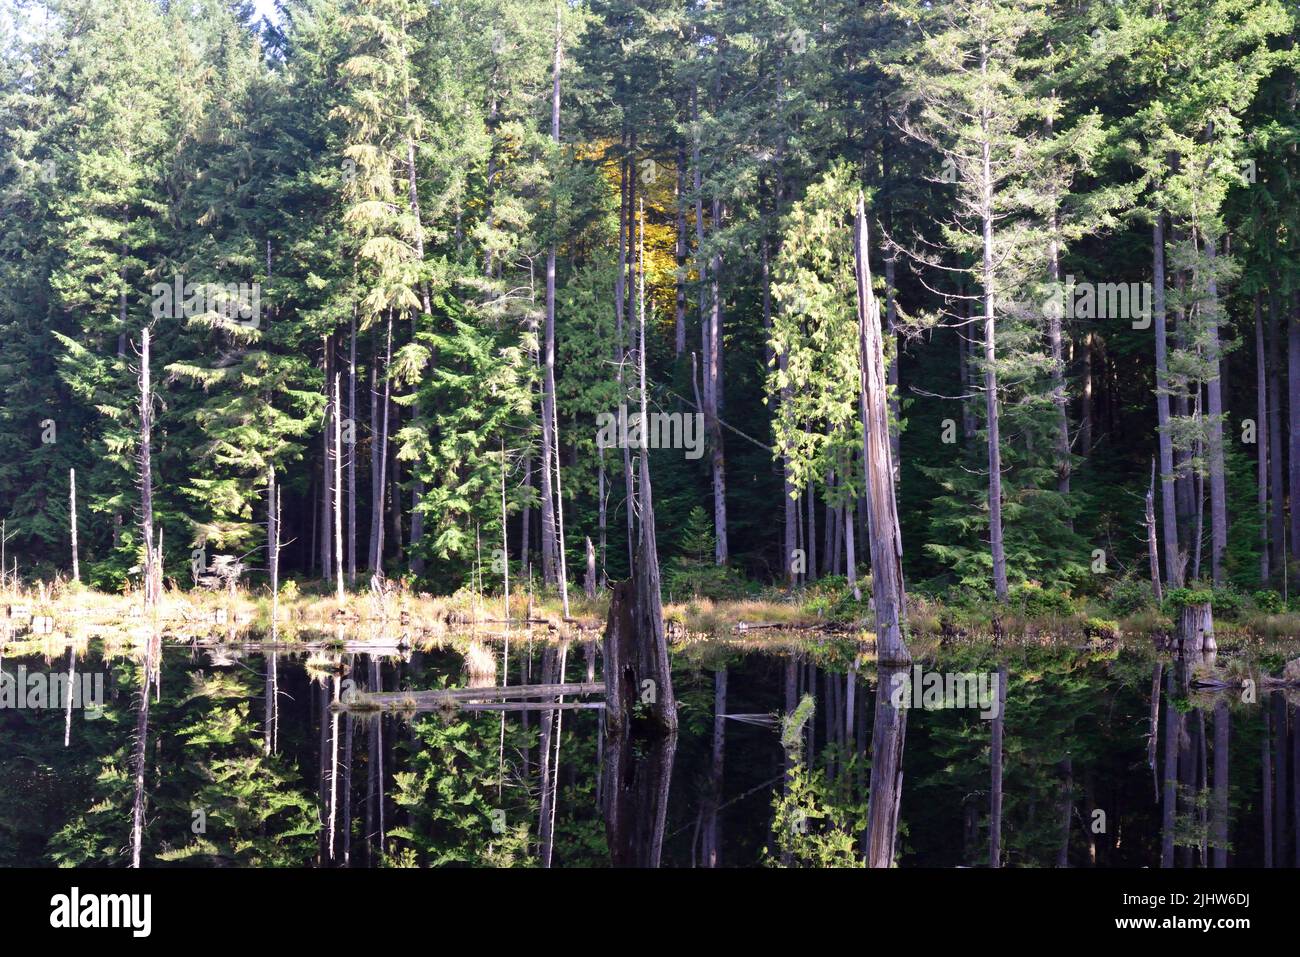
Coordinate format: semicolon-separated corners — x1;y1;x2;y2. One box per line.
1;634;1295;867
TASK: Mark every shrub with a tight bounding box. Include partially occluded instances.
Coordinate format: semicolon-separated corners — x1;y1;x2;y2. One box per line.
1251;590;1285;614
1082;617;1120;640
1210;586;1245;621
1106;576;1155;618
1008;582;1075;617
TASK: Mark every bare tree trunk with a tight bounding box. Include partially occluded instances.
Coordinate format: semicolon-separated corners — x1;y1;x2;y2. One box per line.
1290;291;1300;568
885;254;901;479
781;348;797;586
139;328;157;607
584;536;595;599
320;336;333;579
1048;212;1070;499
368;353;379;572
1268;289;1286;578
856;196;911;868
1148;662;1162;801
854;196;908;662
616;147;635;571
370;317;392;574
596;450;605;586
334;374;344;604
69;468;79;583
536;11;563;589
348;314;357;584
1080;332;1093;457
1146;459;1164;603
675;145;687;357
977;67;1008;600
1203;234;1229;586
960;291;978;440
1255;295;1269;583
1153;216;1181;586
707;198;728;565
521;454;533;577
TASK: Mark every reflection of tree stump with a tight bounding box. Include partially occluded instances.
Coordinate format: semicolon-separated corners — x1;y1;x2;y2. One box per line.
602;576;678;867
602;730;676;868
1176;602;1215;656
864;664;909;868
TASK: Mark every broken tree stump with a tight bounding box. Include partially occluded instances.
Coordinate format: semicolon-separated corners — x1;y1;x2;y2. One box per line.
604;578;676;738
1176;600;1215;657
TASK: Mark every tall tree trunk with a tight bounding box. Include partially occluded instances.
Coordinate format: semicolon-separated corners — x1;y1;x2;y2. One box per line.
1203;234;1229;585
538;8;564;588
320;336;333;578
854;197;908;661
1048;211;1070;499
334;374;344;604
1289;291;1300;568
348;314;358;584
401;25;432;572
1268;289;1285;578
370;317;392;575
857;197;911;867
69;468;79;583
1147;458;1164;603
616;145;636;571
139;328;156;607
674;144;687;357
708;199;728;564
885;254;900;478
781;351;797;586
977;55;1008;600
1153;216;1181;586
368;352;379;573
1255;295;1269;583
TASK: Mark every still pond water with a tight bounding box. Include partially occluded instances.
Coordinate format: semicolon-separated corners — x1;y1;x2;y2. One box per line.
1;633;1295;867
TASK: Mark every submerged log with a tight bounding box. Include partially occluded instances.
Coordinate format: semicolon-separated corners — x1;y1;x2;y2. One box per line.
335;680;603;711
